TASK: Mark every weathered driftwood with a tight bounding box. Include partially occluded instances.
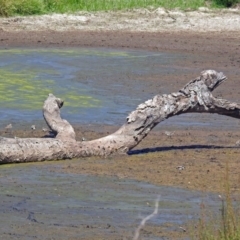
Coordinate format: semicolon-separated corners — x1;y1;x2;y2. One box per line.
1;70;240;163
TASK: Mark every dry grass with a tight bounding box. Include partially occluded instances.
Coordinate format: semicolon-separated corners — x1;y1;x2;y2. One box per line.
191;160;240;240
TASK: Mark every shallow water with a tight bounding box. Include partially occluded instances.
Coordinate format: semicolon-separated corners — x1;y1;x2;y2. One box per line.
1;48;175;124
0;162;219;239
0;47;239;130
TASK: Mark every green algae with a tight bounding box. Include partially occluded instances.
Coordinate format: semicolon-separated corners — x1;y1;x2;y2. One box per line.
0;47;172;124
0;68;99;110
0;47;149;112
0;49;102;111
0;48;150;112
0;48;132;58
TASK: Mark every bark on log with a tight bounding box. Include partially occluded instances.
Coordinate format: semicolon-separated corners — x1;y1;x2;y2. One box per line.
1;70;240;164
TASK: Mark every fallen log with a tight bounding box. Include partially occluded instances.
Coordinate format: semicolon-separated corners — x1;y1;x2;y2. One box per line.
1;70;239;164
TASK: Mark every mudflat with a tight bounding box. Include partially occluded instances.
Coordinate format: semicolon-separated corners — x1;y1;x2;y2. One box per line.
0;9;240;239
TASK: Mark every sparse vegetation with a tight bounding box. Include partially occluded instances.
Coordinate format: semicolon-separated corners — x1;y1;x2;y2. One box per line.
0;0;44;16
40;0;208;12
0;0;239;17
191;161;240;240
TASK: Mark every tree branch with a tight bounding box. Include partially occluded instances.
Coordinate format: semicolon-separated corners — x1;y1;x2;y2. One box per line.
0;70;239;164
43;93;76;141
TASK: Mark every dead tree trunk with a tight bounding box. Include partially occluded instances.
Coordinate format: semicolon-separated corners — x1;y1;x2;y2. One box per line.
1;70;240;163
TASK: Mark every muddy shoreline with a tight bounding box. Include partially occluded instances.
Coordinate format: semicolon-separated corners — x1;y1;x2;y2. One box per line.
0;28;240;193
1;25;240;189
0;12;240;239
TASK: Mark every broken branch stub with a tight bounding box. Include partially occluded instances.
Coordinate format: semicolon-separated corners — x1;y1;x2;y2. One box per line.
0;70;240;164
43;93;76;141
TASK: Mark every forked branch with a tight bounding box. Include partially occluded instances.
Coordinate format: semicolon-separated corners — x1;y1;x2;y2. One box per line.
0;70;239;164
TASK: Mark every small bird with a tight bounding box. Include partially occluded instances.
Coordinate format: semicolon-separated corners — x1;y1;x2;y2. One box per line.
164;131;175;136
42;127;48;132
5;123;12;130
5;124;13;133
236;140;240;146
176;166;185;171
179;226;186;232
31;125;36;130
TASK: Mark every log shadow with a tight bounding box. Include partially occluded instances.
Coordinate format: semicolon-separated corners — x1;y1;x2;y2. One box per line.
42;130;57;138
128;145;237;155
